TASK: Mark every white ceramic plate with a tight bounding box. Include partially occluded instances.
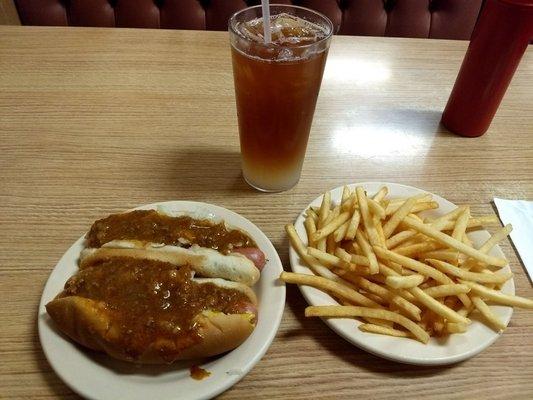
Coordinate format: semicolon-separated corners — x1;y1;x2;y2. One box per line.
39;201;285;400
289;182;514;365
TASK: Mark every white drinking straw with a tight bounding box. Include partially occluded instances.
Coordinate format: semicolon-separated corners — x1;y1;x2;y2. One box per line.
261;0;271;44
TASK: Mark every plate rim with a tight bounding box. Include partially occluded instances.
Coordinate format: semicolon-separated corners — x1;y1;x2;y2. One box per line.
38;200;285;400
289;181;514;366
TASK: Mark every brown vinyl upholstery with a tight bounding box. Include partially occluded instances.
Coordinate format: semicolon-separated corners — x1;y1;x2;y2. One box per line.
14;0;483;40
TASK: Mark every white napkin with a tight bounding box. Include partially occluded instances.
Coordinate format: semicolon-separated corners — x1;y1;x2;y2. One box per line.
494;198;533;281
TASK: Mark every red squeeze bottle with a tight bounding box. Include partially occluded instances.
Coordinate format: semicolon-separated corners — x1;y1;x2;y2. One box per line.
441;0;533;137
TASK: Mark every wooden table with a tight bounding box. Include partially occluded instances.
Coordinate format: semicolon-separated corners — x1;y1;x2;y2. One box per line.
1;26;532;399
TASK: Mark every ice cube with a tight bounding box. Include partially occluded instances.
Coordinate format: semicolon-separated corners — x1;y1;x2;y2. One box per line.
238;12;327;46
277;47;293;61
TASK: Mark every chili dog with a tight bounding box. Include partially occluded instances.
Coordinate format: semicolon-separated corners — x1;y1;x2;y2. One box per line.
46;209;264;364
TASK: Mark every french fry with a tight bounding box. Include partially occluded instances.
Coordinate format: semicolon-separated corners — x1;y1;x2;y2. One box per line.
386;230;416;248
408;287;470;324
408;213;425;223
377;263;421;304
375;249;472;308
471;296;507;331
385;274;425;289
338;299;392;326
446;322;468;334
316;239;327;252
387;193;431;205
353;292;387;306
306;208;318;223
397;289;418;304
402;217;508;267
398;216;463;248
372;213;386;248
305;305;430;343
394;235;422;249
423;284;470;298
318;206;338;251
309;247;369;274
383;197;417;239
351;276;422;321
344;209;361;241
368;198;386;220
356;187;381;247
372;187;389;203
304;216;317;248
385;194;431;214
286;224;338;277
350;254;372;267
341;185;351;204
462;224;513;271
457;306;473;317
435;215;501;231
392;241;442;257
307;247;341;266
335;247;352;262
462;232;473;247
461;281;533;309
349;241;362;255
380;260;403;275
355;229;379;274
392;207;460;246
335;269;376;291
452;206;470;241
341;193;357;212
419;250;459;263
333;221;350;242
334;248;370;267
312;212;351;242
280;272;381;308
373;247;451;284
387;201;438;216
478;224;513;253
427;259;513;284
415;208;469;244
425;206;467;226
324;205;341;225
343;263;372;276
326;234;336;254
318;191;331;228
359;323;411;338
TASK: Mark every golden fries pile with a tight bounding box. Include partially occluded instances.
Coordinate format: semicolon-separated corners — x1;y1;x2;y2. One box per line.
281;185;533;343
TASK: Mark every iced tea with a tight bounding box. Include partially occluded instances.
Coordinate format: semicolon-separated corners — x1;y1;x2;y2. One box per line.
229;6;332;192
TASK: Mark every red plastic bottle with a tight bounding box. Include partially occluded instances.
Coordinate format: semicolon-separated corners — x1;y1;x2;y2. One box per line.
441;0;533;137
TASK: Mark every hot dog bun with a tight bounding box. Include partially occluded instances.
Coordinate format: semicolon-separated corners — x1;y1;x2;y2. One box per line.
80;241;260;286
46;296;256;364
46;259;258;364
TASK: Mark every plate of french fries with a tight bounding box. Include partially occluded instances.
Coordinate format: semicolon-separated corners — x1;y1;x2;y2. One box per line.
282;182;533;365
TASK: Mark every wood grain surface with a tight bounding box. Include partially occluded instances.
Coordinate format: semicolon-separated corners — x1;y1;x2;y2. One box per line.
0;26;532;399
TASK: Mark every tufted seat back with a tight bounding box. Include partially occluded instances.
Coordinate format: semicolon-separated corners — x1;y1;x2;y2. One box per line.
14;0;483;40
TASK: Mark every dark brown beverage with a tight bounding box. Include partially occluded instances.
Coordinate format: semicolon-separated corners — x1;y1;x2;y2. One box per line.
229;8;332;191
